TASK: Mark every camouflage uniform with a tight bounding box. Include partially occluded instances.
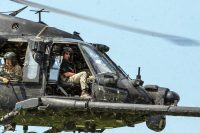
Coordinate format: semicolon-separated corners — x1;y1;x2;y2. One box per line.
0;64;22;81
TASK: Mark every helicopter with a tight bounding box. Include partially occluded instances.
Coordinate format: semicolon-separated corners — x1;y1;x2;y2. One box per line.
0;0;200;133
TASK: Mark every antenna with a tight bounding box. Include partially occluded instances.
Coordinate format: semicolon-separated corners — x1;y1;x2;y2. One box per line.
30;9;49;23
134;67;144;86
136;67;141;80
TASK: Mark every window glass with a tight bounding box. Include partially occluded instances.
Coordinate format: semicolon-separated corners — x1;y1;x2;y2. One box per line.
82;45;116;74
23;44;40;82
0;57;4;65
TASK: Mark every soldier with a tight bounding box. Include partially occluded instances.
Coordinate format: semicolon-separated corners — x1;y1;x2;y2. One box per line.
60;47;91;99
0;52;22;83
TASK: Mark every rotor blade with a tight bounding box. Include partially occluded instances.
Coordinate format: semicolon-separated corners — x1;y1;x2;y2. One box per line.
0;11;14;14
9;6;28;16
11;0;200;46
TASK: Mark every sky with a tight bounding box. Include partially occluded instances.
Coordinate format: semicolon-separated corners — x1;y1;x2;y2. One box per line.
0;0;200;132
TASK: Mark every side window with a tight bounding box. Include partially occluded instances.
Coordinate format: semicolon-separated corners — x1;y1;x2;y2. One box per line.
23;43;40;83
0;57;4;65
0;57;4;73
49;55;62;82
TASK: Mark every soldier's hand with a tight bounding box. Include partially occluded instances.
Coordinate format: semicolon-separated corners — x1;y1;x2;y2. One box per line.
2;78;9;84
87;76;95;83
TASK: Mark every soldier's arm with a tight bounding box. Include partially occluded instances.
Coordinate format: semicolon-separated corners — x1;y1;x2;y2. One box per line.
63;72;75;77
12;65;22;81
0;66;11;79
15;65;22;76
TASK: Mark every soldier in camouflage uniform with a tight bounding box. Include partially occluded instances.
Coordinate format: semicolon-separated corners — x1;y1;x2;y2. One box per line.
0;52;22;83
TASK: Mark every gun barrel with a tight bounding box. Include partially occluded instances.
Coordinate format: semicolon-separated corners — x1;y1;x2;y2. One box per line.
88;102;200;117
166;106;200;117
38;97;200;117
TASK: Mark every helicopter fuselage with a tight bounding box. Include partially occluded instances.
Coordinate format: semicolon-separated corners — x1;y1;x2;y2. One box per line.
0;13;183;132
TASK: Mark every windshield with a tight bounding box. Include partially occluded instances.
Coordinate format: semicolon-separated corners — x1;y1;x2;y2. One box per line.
81;44;116;74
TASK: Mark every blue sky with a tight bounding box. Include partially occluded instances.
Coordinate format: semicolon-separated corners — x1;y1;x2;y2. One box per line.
1;0;200;132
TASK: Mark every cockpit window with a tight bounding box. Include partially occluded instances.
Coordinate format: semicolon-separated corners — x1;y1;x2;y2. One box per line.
0;57;4;65
81;44;116;74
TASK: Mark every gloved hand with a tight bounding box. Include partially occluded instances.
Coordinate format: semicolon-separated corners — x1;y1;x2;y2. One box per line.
0;77;9;84
2;78;9;84
87;76;95;83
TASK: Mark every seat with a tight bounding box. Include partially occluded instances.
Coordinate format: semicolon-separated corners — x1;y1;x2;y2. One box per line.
58;80;81;96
